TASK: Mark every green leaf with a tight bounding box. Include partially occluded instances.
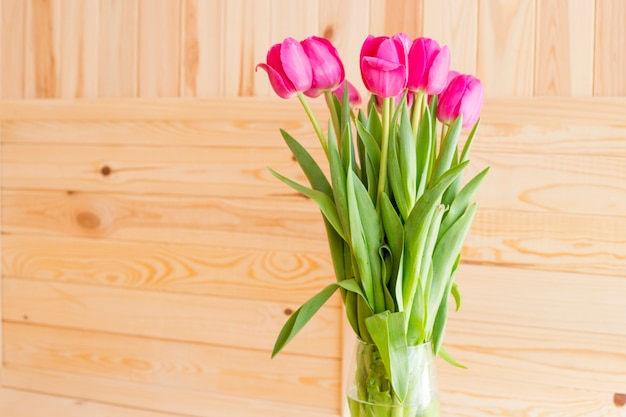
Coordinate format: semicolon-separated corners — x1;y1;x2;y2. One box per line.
280;129;332;197
366;98;383;146
398;101;417;210
269;168;346;241
327;123;350;238
272;279;363;357
415;106;433;199
428;203;477;330
402;161;469;315
433;115;463;182
431;282;449;355
460;118;480;163
380;192;404;310
451;282;461;312
387;123;409;219
438;346;467;369
355;120;382;169
440;167;489;238
365;311;409;402
347;170;384;312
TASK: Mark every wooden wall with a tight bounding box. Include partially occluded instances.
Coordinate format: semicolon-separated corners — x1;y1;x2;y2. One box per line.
1;1;626;416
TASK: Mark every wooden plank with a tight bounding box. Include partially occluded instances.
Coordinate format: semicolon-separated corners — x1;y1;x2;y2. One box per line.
98;0;139;97
319;0;370;93
477;0;536;96
371;0;424;39
2;277;341;358
57;0;99;98
594;0;626;95
223;0;270;97
1;0;26;99
0;97;624;125
0;190;330;253
3;190;626;276
1;235;337;305
269;0;319;43
438;372;624;416
24;0;61;98
137;0;181;97
0;142;318;198
3;140;626;218
1;367;340;417
452;264;626;339
534;0;594;96
3;322;341;409
0;386;190;417
180;0;223;97
423;0;478;74
440;318;626;394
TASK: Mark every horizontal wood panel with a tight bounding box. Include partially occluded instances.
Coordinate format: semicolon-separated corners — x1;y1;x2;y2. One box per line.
2;277;341;358
1;235;337;305
0;143;314;199
438;372;624;416
3;142;626;218
3;189;625;276
0;190;329;252
0;387;189;417
1;367;339;417
453;264;626;338
3;322;341;410
3;97;626;156
441;318;626;393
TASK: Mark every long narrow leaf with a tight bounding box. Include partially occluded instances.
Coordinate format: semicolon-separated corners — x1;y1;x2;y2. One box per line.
280;129;332;197
272;279;364;357
269;168;346;241
365;311;409;402
440;167;489;238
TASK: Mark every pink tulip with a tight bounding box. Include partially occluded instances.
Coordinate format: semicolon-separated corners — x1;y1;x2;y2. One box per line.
360;35;407;98
256;37;312;99
333;80;362;107
301;36;345;98
437;74;483;128
407;37;450;95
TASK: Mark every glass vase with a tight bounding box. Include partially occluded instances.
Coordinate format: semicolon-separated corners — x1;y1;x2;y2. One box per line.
346;341;440;417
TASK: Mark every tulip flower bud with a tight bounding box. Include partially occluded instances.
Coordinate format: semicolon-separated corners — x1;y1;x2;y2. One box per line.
437;74;483;128
360;35;407;98
333;80;362;107
301;36;345;98
256;37;312;99
407;37;450;95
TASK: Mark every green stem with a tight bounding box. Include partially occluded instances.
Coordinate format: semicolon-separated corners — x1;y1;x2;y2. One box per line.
430;123;450;185
324;90;342;142
297;93;329;158
411;91;426;139
376;97;392;212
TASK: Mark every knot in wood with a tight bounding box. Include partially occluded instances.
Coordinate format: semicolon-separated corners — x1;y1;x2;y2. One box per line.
614;393;626;408
76;211;101;230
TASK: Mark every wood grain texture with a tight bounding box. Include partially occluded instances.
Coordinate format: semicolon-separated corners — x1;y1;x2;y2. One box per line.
223;0;270;97
1;235;337;305
1;367;340;417
24;0;60;98
372;0;424;38
0;386;191;417
477;0;536;96
319;0;370;93
137;0;181;97
3;322;341;409
98;0;138;97
58;0;99;98
2;277;341;358
1;0;26;99
534;0;594;96
594;0;626;95
180;0;223;97
423;0;478;74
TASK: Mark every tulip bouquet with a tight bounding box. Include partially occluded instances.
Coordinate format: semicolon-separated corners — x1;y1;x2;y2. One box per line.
257;33;487;415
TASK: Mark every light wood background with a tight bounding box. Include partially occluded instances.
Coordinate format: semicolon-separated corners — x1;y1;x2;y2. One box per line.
1;1;626;416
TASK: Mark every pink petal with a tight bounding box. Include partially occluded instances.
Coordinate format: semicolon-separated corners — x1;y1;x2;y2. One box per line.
280;37;312;92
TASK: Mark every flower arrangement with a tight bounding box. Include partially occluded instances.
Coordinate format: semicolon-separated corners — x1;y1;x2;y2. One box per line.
257;33;487;413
